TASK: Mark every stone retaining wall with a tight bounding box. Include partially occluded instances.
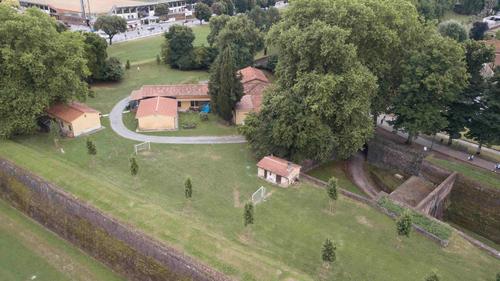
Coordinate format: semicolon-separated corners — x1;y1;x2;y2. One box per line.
421;161;500;245
367;135;424;176
0;158;231;281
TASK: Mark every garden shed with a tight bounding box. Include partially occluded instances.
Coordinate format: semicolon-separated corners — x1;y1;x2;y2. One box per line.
257;156;301;187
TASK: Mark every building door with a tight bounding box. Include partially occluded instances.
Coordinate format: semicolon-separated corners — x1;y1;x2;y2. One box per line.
276;175;282;184
264;170;267;179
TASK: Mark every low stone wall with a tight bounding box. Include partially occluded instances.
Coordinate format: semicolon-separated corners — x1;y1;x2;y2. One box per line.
367;134;424;176
421;161;500;245
0;158;230;281
416;172;457;218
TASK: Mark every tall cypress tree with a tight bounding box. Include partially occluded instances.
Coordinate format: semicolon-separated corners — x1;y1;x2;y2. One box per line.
208;46;244;122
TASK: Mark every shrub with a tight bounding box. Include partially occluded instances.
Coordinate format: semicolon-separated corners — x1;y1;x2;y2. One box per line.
102;57;124;81
125;59;130;70
199;112;209;121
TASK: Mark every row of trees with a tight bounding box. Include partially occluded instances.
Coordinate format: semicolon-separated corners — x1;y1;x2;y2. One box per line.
239;0;499;163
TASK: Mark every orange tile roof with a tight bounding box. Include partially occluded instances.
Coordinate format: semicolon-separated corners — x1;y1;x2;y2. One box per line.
130;84;209;101
239;66;269;84
136;97;177;118
46;102;99;123
257;156;301;177
235;94;263;111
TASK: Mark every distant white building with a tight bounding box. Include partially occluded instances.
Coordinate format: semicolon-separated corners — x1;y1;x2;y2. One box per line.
19;0;187;26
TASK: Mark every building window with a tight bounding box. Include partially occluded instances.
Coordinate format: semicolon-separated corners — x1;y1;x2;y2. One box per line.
68;125;73;131
178;101;181;107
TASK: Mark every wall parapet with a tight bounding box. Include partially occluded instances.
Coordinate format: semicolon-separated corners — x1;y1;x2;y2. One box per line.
0;158;231;281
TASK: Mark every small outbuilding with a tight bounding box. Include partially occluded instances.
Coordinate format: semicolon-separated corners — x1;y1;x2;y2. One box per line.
135;97;178;131
46;102;101;138
257;156;301;187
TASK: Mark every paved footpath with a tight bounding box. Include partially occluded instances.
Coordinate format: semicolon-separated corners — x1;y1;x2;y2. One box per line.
347;152;379;199
377;116;498;171
109;97;247;144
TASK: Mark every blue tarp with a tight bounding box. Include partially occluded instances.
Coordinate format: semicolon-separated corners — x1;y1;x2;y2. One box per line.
201;103;210;113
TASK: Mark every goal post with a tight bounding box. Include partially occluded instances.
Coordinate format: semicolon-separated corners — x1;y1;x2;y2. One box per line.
134;141;151;154
252;186;266;205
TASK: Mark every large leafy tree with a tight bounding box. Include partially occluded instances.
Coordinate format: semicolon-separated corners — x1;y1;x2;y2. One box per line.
215;15;264;68
162;25;195;69
277;0;425;123
391;32;468;143
247;6;280;32
445;40;494;145
93;15;127;45
0;7;89;138
83;32;108;81
195;2;212;24
208;46;244;121
414;0;453;20
241;20;377;161
154;3;170;20
207;15;231;46
438;20;468;42
234;0;249;12
466;70;500;154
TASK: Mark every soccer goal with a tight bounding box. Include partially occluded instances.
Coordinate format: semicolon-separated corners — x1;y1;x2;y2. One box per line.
134;141;151;154
252;186;267;205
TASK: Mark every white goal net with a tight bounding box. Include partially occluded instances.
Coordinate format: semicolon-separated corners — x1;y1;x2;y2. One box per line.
252;186;267;205
134;141;151;154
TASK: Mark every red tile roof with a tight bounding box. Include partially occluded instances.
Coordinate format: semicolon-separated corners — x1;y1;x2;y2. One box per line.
46;102;99;123
257;156;301;177
136;97;178;118
235;94;263;111
130;84;209;101
239;66;269;84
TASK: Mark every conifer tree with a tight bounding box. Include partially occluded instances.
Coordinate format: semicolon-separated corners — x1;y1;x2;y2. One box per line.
244;202;254;226
327;177;338;213
209;46;244;122
130;157;138;176
185;177;193;199
321;238;336;263
397;210;412;237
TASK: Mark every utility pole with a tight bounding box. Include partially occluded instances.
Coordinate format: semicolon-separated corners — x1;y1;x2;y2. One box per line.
80;0;86;20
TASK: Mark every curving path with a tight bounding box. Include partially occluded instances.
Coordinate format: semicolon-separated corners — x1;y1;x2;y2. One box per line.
109;97;247;144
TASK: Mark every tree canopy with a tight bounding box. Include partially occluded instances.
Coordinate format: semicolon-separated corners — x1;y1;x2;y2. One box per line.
215;15;264;68
241;18;377;161
207;15;231;46
162;25;196;69
0;7;89;138
391;32;468;143
195;2;212;24
83;32;108;81
438;20;468;42
93;15;127;45
154;3;170;20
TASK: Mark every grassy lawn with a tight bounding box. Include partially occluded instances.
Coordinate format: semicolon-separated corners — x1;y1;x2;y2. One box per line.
441;11;477;27
426;155;500;189
0;199;123;281
123;111;238;136
108;25;210;64
307;161;374;196
1;129;499;280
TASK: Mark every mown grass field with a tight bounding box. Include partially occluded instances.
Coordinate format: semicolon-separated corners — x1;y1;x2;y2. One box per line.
107;25;210;64
426;155;500;190
0;26;498;281
0;200;123;281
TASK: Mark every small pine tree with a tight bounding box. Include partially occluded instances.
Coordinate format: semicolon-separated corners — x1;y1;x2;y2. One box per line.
397;210;412;238
327;177;338;213
243;202;254;227
185;177;192;199
125;59;131;70
86;138;97;156
321;238;336;263
130;157;138;176
156;54;161;65
496;272;500;281
425;272;439;281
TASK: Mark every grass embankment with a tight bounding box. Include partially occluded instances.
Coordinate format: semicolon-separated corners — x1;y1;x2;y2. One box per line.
107;25;210;64
306;160;365;196
0;199;123;281
426;155;500;190
378;196;452;241
123;111;238;136
365;164;406;192
0;27;498;281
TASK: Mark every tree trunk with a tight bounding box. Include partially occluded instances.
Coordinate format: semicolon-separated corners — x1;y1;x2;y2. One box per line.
109;36;113;45
447;136;453;146
372;114;378;126
406;132;413;145
476;142;482;155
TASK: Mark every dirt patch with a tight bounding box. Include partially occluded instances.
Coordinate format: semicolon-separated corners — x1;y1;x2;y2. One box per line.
233;188;242;208
210;154;221;161
356;216;373;228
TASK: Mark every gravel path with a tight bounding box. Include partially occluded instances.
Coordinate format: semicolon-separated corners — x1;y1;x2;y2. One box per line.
347;152;380;199
109;97;247;144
